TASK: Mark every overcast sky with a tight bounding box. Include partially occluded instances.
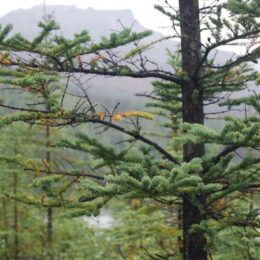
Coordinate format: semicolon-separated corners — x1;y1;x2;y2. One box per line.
0;0;172;35
0;0;243;53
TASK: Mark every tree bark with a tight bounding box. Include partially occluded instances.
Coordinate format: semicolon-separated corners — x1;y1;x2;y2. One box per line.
46;124;54;260
46;126;53;246
179;0;207;259
13;172;19;260
47;207;53;243
44;85;53;257
2;198;10;259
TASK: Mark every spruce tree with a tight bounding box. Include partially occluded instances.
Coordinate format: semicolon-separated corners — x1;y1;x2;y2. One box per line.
0;1;259;259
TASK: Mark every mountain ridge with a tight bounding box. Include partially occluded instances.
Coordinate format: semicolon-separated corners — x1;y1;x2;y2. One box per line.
0;5;144;40
0;5;254;113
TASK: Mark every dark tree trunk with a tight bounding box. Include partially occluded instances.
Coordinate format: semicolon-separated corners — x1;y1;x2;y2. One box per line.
13;172;19;260
44;86;54;258
46;124;54;260
179;0;207;259
47;207;53;243
2;198;10;259
46;125;53;245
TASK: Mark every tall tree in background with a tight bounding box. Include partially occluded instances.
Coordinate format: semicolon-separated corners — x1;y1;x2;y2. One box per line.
0;0;259;259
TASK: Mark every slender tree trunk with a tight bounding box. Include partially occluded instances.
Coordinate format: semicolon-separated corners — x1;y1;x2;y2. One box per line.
179;0;207;259
46;126;53;245
2;198;10;259
13;172;19;260
46;124;54;259
47;206;52;244
42;8;53;248
43;86;54;258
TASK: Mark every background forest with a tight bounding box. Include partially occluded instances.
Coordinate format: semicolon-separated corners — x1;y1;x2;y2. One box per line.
0;1;259;260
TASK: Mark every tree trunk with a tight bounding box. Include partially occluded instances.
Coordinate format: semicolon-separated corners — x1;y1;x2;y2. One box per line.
13;172;19;260
47;207;53;243
46;125;53;258
179;0;207;259
2;198;10;259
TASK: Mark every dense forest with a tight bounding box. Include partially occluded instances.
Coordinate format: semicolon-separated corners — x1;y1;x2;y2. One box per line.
0;0;259;259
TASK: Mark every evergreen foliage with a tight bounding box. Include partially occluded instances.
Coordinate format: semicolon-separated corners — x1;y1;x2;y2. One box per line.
0;0;259;259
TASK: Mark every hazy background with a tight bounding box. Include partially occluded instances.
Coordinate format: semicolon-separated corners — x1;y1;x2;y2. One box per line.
1;0;171;35
0;1;256;119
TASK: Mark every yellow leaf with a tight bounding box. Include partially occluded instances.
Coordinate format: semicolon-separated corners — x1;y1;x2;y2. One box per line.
112;114;123;121
96;112;105;120
223;211;229;217
0;53;12;66
41;159;51;173
113;111;153;121
131;198;142;208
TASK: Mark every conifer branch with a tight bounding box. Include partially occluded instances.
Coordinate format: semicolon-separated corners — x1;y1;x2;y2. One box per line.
25;168;105;180
79;118;180;164
196;29;260;77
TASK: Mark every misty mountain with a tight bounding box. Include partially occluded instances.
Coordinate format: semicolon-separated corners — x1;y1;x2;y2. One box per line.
0;5;176;65
0;5;256;113
0;5;146;40
0;5;178;108
0;5;236;65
